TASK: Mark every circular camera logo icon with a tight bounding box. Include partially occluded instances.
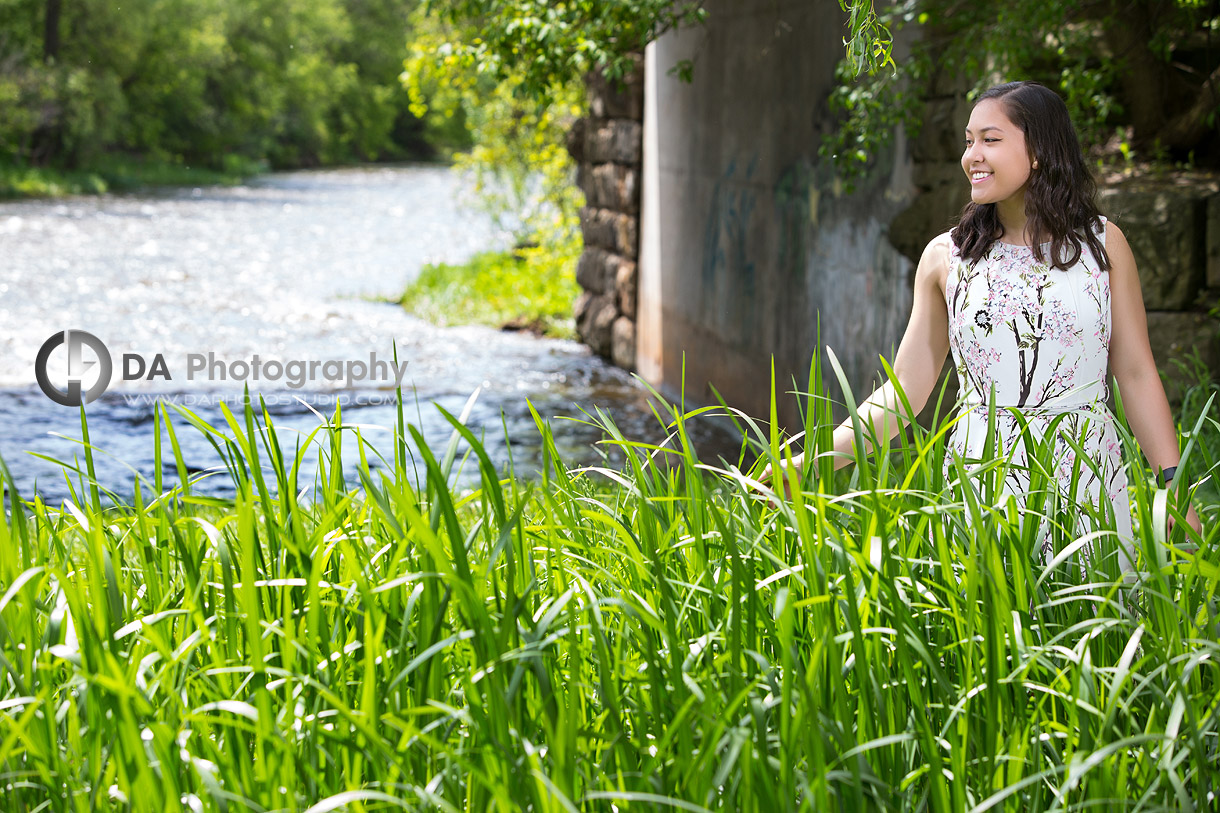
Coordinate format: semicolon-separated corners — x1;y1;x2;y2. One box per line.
35;330;113;406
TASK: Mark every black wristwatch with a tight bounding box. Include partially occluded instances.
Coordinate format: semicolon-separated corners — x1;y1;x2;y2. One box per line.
1158;466;1178;487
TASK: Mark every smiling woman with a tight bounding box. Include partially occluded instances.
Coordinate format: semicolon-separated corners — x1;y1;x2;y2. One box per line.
767;79;1202;565
961;100;1033;209
955;82;1108;270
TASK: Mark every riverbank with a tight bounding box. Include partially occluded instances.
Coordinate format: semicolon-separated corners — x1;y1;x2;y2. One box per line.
399;239;580;338
0;154;269;199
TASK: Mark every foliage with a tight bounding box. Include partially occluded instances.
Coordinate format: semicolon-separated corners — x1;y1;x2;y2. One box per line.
821;53;925;179
414;0;899;104
399;238;581;339
0;347;1216;810
417;0;706;104
824;0;1220;178
451;80;584;241
402;6;586;242
401;7;589;347
405;22;585;240
837;0;898;77
0;0;427;176
1173;346;1220;509
0;154;259;199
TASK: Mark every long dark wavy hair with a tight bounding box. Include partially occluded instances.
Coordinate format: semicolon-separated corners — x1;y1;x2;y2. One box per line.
953;81;1110;272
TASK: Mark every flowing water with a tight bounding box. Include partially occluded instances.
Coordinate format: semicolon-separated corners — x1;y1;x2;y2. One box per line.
0;166;739;503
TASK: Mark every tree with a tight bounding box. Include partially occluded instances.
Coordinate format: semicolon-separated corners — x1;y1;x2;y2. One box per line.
413;0;906;103
828;0;1220;173
0;0;425;171
402;5;585;245
43;0;61;62
416;0;706;103
416;0;1219;173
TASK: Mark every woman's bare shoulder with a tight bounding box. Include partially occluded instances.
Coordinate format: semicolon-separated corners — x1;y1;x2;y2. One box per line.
923;231;954;256
916;232;954;290
1102;219;1136;270
1103;218;1128;244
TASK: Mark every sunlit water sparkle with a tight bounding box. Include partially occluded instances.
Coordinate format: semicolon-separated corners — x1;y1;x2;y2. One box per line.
0;166;739;503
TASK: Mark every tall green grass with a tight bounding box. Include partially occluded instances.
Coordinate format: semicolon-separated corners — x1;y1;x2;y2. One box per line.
0;355;1217;811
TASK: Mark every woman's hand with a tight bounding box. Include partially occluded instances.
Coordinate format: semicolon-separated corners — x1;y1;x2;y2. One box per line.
1166;487;1204;555
757;454;812;502
1183;504;1203;536
1170;500;1203;539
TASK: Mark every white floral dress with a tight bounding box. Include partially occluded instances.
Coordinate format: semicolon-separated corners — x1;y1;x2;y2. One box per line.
944;217;1135;567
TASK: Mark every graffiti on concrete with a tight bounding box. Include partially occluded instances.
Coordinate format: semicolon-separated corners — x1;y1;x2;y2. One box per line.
775;161;813;278
702;154;759;335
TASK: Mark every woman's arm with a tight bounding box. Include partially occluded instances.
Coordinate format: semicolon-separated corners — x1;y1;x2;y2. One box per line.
776;233;952;474
1106;221;1202;532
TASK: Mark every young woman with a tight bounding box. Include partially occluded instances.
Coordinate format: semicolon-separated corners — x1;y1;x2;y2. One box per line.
770;80;1201;564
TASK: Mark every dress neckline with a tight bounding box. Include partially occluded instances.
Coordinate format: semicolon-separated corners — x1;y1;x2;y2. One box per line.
989;240;1049;259
994;238;1050;250
991;216;1108;251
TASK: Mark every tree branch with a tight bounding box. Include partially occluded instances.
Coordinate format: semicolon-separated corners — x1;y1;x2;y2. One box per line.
1157;61;1220;150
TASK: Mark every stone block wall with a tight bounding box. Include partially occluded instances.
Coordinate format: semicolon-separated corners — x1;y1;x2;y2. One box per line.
1100;176;1220;400
888;87;973;265
567;57;644;370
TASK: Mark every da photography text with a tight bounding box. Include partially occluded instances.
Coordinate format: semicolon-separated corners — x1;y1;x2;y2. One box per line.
35;329;409;407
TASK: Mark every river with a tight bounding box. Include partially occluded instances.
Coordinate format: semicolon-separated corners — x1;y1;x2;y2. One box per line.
0;166;736;503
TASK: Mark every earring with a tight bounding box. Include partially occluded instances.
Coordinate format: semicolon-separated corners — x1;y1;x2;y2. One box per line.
1032;159;1039;169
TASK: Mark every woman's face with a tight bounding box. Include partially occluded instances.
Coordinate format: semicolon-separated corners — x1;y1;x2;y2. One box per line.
961;98;1034;208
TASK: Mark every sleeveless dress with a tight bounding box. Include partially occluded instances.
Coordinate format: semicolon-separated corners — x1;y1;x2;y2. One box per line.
944;217;1135;570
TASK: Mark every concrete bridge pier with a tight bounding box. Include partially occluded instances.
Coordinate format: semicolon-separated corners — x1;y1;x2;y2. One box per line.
637;0;917;430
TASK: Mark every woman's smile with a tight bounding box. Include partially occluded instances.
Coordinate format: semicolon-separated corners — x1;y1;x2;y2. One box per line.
961;98;1034;210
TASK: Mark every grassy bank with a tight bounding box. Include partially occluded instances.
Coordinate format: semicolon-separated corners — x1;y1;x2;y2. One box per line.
0;155;264;199
400;240;580;339
0;356;1217;811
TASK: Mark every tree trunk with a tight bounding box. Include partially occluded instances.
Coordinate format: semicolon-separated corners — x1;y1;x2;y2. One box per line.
1103;1;1170;146
1157;63;1220;150
44;0;62;63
